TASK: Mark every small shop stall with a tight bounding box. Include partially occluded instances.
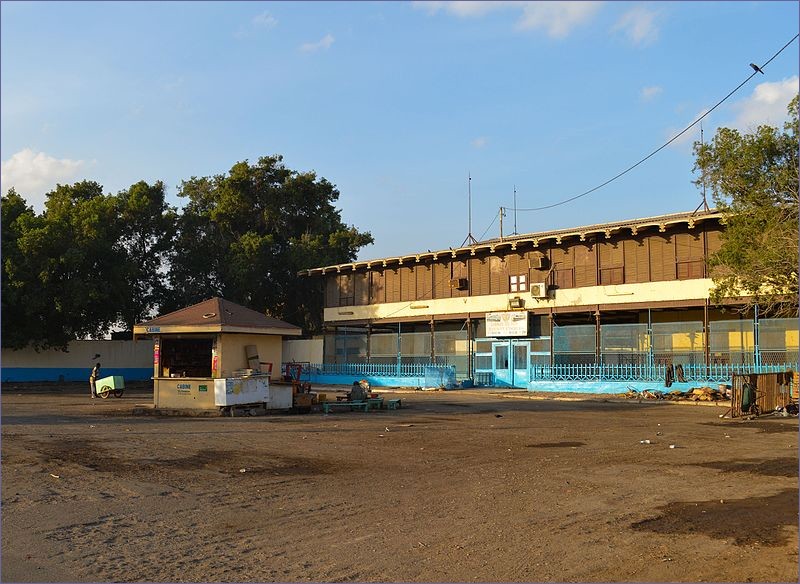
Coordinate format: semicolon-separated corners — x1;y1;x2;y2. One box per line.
133;297;301;410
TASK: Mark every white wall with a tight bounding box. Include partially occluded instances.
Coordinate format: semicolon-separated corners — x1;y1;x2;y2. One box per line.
282;338;324;364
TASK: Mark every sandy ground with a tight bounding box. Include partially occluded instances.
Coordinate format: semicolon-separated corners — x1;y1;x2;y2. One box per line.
1;383;798;583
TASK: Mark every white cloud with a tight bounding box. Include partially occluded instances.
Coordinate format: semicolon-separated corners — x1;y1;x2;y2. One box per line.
730;76;799;130
1;149;89;211
299;33;335;53
612;5;659;46
235;11;278;39
413;1;602;38
252;11;278;28
516;1;602;38
665;108;709;149
640;85;662;101
471;136;488;148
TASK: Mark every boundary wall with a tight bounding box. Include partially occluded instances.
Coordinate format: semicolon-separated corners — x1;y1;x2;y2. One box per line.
2;340;154;382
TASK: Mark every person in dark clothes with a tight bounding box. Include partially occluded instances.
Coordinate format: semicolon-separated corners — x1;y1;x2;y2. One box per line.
89;362;101;398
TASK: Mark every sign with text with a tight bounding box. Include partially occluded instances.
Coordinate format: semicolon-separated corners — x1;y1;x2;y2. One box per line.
486;311;528;337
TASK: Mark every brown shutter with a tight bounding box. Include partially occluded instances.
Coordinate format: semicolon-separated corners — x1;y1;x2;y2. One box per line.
399;266;415;301
384;268;400;302
623;237;649;283
370;270;385;304
469;257;490;296
416;264;433;300
649;233;676;281
452;259;469;297
574;242;596;287
705;226;723;255
354;272;369;305
325;275;339;308
599;240;624;285
433;260;451;299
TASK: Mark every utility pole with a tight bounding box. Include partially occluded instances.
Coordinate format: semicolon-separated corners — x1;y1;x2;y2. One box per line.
499;207;505;240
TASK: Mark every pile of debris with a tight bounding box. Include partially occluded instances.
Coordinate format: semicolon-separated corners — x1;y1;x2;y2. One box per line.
620;386;728;402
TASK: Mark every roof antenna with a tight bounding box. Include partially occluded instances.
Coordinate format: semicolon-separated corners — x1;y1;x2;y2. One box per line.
693;121;711;215
513;185;518;235
461;173;478;246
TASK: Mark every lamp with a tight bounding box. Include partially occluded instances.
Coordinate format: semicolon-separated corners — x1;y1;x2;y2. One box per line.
509;297;524;309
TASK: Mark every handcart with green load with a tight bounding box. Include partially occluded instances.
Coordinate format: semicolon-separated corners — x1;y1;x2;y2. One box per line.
96;375;125;399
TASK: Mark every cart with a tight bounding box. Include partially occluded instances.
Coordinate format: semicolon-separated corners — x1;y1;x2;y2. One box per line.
96;375;125;399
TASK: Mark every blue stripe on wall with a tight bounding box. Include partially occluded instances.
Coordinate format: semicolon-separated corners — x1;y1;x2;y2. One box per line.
2;368;153;383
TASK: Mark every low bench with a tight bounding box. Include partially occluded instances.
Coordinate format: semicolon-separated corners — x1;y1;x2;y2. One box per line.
366;397;384;411
386;398;402;410
322;400;368;414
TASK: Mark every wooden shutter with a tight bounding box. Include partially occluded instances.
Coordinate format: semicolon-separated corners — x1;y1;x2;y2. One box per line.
369;270;385;304
469;257;490;296
400;266;415;301
649;234;676;281
325;275;339;308
574;242;596;287
385;268;401;303
415;264;433;300
452;259;469;297
623;237;649;283
489;256;509;294
675;232;705;280
338;273;354;306
599;240;624;285
433;260;451;299
354;272;369;305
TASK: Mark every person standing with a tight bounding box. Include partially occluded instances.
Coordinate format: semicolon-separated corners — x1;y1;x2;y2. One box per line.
89;362;101;398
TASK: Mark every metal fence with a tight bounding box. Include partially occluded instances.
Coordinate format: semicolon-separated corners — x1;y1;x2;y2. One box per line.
534;362;795;383
294;362;456;378
730;371;795;417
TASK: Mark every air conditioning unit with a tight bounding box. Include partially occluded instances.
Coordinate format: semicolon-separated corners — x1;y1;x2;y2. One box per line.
528;256;548;270
449;277;468;290
530;282;548;298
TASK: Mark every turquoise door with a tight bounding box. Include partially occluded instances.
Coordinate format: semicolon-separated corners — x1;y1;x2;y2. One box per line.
493;341;512;386
492;340;530;388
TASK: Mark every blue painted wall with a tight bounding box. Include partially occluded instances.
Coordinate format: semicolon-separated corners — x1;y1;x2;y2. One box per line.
527;380;716;394
2;367;153;383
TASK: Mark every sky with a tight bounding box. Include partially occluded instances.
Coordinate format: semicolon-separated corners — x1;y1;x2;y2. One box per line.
2;1;798;262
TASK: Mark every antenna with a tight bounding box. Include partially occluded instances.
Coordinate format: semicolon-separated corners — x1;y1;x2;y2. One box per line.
499;206;505;240
513;185;518;235
693;122;711;215
461;173;478;246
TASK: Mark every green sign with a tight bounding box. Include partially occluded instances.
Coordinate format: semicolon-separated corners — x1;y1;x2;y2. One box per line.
199;384;208;392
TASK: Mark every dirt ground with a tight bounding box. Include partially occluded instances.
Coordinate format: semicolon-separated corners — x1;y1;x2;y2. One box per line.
2;383;798;583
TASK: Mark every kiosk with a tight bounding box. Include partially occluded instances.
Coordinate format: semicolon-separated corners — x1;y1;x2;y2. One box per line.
134;297;301;410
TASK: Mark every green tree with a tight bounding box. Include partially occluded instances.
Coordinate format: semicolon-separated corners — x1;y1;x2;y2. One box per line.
693;95;799;317
116;180;177;330
1;189;45;348
2;182;127;349
167;155;373;332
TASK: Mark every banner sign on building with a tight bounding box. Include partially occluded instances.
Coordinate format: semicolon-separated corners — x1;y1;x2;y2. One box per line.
486;311;528;337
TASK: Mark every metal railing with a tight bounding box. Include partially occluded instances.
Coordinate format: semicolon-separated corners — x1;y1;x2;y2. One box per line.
285;362;454;378
530;362;796;383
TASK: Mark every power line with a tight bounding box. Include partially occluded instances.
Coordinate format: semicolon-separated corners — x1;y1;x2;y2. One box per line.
509;33;799;214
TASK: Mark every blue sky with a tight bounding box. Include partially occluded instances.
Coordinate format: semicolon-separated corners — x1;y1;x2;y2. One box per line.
2;1;798;261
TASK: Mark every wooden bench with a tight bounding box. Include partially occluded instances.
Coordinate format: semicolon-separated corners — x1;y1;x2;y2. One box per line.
322;401;368;414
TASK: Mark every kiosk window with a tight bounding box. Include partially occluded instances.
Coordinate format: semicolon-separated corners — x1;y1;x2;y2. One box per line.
160;338;213;377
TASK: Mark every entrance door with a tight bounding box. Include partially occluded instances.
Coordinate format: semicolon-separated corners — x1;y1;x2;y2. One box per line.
492;340;530;388
511;340;530;387
492;342;512;386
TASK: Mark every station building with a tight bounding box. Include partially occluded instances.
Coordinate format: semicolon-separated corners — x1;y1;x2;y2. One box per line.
300;209;798;390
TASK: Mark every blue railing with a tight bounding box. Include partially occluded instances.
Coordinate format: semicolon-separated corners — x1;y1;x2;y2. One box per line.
531;362;796;383
293;361;795;385
284;362;452;378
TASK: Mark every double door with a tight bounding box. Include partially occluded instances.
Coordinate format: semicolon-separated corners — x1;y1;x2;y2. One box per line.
492;340;531;388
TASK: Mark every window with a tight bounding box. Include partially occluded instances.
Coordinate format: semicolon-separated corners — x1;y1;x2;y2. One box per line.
510;274;527;292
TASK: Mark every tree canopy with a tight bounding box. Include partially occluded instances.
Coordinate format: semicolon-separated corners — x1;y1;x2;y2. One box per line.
166;155;372;332
2;156;371;349
693;95;799;317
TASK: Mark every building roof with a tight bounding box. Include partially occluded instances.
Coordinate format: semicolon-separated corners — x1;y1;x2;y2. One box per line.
133;297;302;336
299;208;723;276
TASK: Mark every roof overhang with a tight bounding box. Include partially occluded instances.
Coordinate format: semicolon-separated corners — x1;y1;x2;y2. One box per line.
133;324;302;336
